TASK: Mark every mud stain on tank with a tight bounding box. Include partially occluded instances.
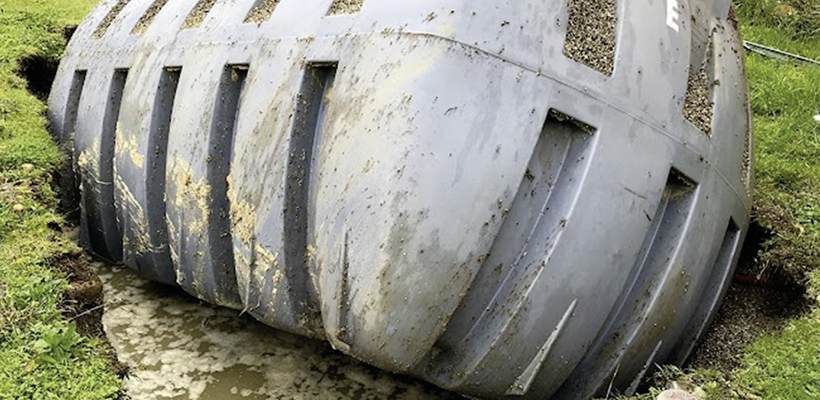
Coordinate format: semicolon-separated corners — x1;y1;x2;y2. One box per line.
92;262;461;399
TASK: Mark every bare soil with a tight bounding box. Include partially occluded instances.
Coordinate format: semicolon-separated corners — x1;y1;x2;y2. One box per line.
47;250;130;379
688;283;809;371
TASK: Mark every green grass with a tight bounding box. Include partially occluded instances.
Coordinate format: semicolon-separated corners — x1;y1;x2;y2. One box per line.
0;0;121;399
748;50;820;281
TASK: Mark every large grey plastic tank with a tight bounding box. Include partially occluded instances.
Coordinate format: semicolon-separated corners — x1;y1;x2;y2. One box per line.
49;0;752;398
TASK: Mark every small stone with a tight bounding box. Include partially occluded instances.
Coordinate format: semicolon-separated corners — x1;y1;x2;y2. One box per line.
657;389;697;400
813;114;820;122
12;204;24;212
21;163;34;172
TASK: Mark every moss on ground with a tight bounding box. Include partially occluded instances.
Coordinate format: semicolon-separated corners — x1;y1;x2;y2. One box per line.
0;0;121;399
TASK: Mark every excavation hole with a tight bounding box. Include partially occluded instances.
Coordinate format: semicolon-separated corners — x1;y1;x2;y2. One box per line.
688;220;813;372
16;54;60;101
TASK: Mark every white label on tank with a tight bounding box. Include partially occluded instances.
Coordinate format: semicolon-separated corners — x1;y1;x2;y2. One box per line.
667;0;681;32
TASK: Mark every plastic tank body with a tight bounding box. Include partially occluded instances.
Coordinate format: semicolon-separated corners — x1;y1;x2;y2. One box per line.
49;0;752;398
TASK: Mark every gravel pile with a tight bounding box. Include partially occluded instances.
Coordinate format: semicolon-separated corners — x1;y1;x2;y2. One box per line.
245;0;281;23
180;0;217;30
132;0;170;35
93;0;131;38
689;283;809;371
683;68;714;135
327;0;364;16
563;0;616;76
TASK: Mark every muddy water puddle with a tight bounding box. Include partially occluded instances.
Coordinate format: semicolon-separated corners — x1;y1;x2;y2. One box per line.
92;262;461;400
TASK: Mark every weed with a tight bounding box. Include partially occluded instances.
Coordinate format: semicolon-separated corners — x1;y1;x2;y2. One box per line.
33;322;85;365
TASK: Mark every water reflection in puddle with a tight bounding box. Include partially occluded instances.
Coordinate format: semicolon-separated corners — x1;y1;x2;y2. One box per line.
92;263;462;400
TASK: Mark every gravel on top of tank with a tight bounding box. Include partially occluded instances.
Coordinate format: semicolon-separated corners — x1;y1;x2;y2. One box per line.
92;0;131;39
132;0;171;35
244;0;281;24
180;0;217;30
327;0;364;16
683;68;714;136
563;0;617;76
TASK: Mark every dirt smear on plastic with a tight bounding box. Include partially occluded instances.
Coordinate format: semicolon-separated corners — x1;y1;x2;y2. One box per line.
92;262;462;400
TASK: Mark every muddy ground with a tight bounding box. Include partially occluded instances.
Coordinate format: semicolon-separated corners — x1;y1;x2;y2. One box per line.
87;259;461;400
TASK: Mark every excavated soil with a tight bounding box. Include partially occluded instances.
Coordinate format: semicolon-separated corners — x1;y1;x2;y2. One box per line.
245;0;280;23
132;0;170;35
181;0;217;30
683;69;714;135
327;0;364;16
563;0;616;76
47;250;130;378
